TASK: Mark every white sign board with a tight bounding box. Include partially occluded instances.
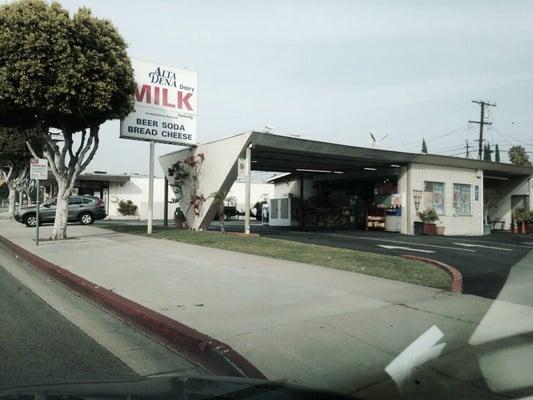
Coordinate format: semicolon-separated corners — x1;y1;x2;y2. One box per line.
120;59;198;145
30;158;48;180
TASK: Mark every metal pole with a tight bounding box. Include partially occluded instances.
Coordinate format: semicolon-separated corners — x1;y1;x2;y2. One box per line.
35;179;39;246
244;145;252;234
147;141;155;234
163;176;169;227
299;173;304;228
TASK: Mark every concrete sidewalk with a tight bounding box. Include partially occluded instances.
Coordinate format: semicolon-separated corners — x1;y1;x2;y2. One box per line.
0;220;502;397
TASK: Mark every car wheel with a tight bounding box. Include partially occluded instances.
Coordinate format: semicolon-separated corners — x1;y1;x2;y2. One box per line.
24;214;37;227
79;212;94;225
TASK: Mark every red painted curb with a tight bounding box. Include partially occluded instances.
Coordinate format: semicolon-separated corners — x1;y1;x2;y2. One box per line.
401;254;463;293
0;234;265;380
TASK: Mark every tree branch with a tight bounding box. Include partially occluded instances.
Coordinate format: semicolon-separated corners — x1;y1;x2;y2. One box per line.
34;133;60;182
66;126;100;193
80;126;100;171
62;130;73;171
75;129;87;160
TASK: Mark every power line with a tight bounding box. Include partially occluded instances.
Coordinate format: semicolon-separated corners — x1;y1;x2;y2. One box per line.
400;124;469;150
468;100;496;160
492;127;533;146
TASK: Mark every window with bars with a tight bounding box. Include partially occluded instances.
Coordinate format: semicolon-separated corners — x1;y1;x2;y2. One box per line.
453;184;472;216
423;181;445;215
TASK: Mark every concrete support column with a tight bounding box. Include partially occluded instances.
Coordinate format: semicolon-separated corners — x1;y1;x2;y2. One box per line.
397;165;414;235
163;176;169;227
529;177;533;211
299;173;305;228
244;145;252;235
478;169;484;234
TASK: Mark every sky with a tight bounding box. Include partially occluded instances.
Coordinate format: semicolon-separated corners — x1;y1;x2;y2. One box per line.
57;0;533;175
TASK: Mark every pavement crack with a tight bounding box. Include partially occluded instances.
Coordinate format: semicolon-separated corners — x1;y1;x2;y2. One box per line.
394;302;479;325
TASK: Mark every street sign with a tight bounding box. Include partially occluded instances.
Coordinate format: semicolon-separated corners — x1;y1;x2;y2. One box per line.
30;158;48;180
120;59;198;146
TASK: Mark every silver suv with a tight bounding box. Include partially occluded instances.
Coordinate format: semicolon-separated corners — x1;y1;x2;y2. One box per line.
14;195;107;227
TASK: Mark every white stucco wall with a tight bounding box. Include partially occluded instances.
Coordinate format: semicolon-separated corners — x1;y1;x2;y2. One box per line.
409;163;484;235
226;181;275;212
273;176;314;200
107;176;274;221
107;176;178;220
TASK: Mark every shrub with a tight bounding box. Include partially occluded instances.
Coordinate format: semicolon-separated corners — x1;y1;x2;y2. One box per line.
118;200;137;216
418;208;439;223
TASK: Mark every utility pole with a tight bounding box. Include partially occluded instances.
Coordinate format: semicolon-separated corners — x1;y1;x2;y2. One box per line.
469;100;496;160
465;140;470;159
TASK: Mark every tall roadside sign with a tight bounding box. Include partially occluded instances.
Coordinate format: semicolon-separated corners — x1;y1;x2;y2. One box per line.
120;59;198;234
30;158;48;245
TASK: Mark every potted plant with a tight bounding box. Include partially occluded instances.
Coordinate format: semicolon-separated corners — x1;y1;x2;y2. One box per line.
418;208;439;236
513;208;529;234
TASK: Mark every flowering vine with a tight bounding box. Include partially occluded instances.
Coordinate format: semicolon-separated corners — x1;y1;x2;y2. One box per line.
167;152;206;217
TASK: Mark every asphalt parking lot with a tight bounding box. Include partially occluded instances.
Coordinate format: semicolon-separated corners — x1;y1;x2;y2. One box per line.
209;221;533;299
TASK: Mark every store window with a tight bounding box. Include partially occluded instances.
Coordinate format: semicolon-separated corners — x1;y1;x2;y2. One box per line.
271;199;279;219
453;184;472;216
424;181;445;215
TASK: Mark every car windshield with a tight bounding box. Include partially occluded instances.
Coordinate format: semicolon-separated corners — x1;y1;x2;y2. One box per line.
1;1;533;399
43;199;56;207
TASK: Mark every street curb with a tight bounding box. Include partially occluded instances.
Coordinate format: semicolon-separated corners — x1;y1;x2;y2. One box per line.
400;254;463;293
0;233;266;380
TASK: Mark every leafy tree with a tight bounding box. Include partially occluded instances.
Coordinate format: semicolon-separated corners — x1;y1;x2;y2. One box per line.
0;127;42;216
494;144;501;163
0;0;135;239
421;138;428;154
508;145;531;167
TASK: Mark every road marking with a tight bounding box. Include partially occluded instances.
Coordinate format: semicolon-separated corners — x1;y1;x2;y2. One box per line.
454;242;513;252
385;325;446;395
377;244;435;253
316;233;477;252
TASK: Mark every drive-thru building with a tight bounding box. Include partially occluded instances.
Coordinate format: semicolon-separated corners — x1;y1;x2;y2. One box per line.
159;131;533;235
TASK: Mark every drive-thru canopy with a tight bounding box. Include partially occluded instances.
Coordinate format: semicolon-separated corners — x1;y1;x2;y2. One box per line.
159;131;533;235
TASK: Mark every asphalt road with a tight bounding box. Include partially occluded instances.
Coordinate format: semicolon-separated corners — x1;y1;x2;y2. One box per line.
0;255;138;388
211;221;533;299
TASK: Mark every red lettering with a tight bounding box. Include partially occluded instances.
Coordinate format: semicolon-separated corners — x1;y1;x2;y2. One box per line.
162;88;175;108
135;84;151;103
154;86;160;105
178;91;193;111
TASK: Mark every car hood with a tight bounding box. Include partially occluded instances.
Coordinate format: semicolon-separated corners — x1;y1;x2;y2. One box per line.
0;374;353;400
16;206;37;213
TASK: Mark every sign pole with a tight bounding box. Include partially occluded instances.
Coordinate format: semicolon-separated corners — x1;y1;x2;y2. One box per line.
147;141;155;234
35;179;40;246
30;158;47;245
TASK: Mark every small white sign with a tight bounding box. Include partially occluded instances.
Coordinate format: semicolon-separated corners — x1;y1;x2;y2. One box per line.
120;59;198;146
30;158;48;180
237;157;247;181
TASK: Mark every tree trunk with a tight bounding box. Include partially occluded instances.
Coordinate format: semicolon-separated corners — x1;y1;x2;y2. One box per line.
18;192;22;210
25;186;32;206
8;185;16;217
51;181;70;240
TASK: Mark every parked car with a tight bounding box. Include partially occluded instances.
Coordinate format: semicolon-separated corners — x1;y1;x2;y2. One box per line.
14;195;107;227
